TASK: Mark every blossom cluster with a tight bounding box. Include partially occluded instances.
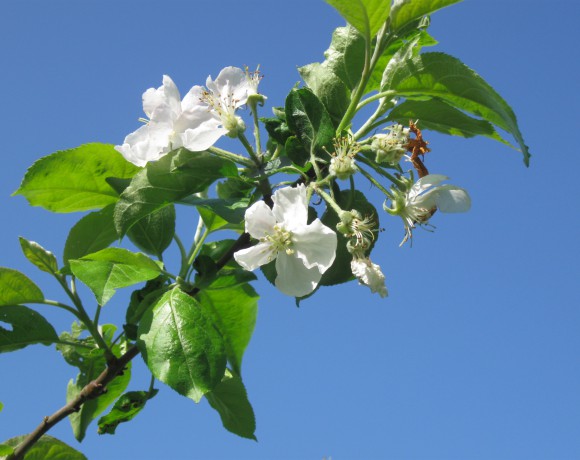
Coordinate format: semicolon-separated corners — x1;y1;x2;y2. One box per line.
117;67;472;299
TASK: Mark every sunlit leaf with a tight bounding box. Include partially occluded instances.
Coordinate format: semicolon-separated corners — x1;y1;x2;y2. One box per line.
19;238;59;275
98;389;158;435
12;143;140;213
325;0;391;39
0;268;44;306
138;287;226;403
69;248;162;306
2;435;87;460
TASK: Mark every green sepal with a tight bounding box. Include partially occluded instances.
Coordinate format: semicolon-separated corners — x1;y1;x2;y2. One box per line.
206;369;257;440
137;287;227;403
12;143;140;213
97;389;158;435
0;305;58;353
69;248;163;306
18;237;59;275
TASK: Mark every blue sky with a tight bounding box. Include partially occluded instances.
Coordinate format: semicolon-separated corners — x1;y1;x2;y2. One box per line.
1;1;579;459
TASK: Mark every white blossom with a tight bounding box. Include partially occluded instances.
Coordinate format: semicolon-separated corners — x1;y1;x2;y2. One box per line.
234;185;337;297
384;174;471;245
115;75;218;167
351;257;388;298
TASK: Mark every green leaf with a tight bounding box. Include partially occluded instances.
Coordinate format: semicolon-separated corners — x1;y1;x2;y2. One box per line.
367;28;437;93
12;143;140;213
97;389;158;435
0;305;58;353
180;196;248;233
138;287;226;403
284;136;310;167
320;25;365;90
261;116;293;146
59;325;131;442
0;268;44;306
320;190;378;286
114;148;237;236
69;248;162;306
125;278;167;340
325;0;391;39
299;63;349;126
18;238;58;275
0;444;13;457
384;52;530;164
63;204;119;265
387;99;511;144
390;0;461;32
206;369;257;440
0;401;3;412
1;435;87;460
197;277;258;376
285;88;335;161
128;205;176;257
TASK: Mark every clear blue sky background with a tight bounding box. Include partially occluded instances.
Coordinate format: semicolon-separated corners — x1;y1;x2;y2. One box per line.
1;1;579;459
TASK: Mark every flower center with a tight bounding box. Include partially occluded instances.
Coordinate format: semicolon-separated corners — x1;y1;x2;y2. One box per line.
263;224;294;255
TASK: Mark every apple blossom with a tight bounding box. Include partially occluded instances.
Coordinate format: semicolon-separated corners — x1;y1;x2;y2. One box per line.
234;185;337;297
384;174;471;245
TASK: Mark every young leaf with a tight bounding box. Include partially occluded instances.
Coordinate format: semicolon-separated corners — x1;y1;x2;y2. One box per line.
390;0;462;33
285;88;335;161
383;52;530;164
320;25;365;91
12;143;140;213
138;287;226;403
325;0;391;40
114;148;237;236
0;268;44;306
206;369;257;440
97;389;158;435
197;277;258;376
0;305;58;353
69;248;163;306
18;238;58;275
63;204;119;265
128;205;176;257
387;99;511;144
1;435;87;460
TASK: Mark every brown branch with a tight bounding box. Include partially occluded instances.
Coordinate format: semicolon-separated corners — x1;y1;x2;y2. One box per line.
9;345;141;460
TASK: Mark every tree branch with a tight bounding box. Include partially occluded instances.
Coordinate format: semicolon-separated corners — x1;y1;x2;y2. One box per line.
9;345;141;460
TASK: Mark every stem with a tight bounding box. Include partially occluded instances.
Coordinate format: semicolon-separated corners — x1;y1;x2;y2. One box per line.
174;234;188;278
250;103;263;158
238;132;262;166
356;154;406;190
29;300;79;317
207;146;254;167
9;346;141;460
356;90;397;111
313;186;343;216
357;165;395;199
56;275;112;359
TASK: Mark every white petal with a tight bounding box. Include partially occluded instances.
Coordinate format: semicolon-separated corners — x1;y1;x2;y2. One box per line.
409;174;449;200
434;186;471;213
207;66;250;108
234;242;276;271
181;85;205;112
292;219;337;271
178;106;226;152
275;252;322;297
115;124;170;167
143;75;181;119
272;184;308;229
244;201;276;239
